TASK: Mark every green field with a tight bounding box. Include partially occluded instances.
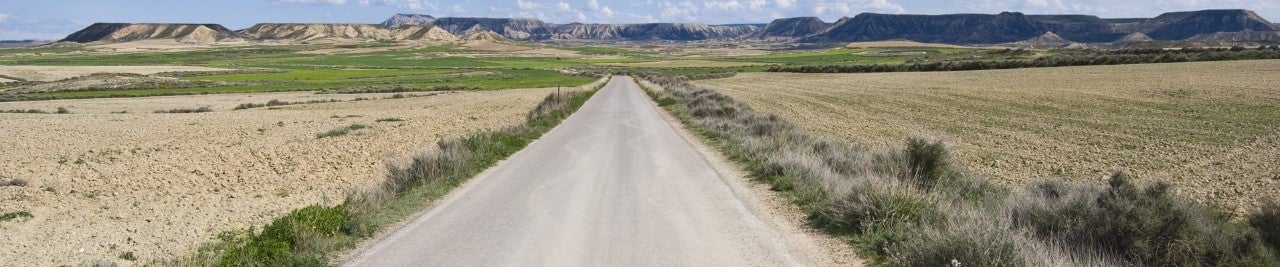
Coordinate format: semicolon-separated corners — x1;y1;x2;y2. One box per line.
0;42;1001;101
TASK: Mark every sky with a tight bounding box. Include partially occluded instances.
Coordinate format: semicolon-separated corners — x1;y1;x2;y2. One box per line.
1;0;1277;40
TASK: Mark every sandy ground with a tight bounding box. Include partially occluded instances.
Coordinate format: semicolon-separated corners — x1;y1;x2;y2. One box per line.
0;66;229;82
0;85;595;265
696;60;1280;215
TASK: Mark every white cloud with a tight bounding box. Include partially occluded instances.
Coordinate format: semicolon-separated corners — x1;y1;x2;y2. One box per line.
0;13;10;23
775;0;796;8
814;0;905;15
600;6;615;17
516;0;540;10
587;0;600;9
557;1;573;11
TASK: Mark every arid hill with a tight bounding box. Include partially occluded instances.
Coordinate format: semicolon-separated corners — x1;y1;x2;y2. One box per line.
381;14;436;29
57;9;1280;45
60;23;241;43
237;23;457;42
752;17;830;39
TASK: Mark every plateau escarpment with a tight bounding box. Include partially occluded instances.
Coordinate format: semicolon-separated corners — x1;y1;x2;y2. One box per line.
56;9;1280;45
60;23;241;43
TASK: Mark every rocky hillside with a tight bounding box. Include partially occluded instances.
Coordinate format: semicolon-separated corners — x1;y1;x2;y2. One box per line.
60;23;241;43
57;9;1280;45
237;23;456;42
552;23;755;41
431;17;556;40
1139;9;1280;40
807;12;1050;44
381;14;436;28
753;17;830;39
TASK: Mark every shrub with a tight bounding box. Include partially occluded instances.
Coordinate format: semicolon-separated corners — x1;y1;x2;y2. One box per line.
375;117;404;122
1250;200;1280;251
1;178;27;187
315;124;367;139
0;211;33;222
55;107;71;114
1;109;48;114
118;251;136;261
156;106;214;113
218;205;362;266
904;138;951;189
1013;173;1270;266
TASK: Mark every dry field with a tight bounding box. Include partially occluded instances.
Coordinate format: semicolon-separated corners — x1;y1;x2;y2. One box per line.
0;85;593;265
0;65;229;82
695;60;1280;214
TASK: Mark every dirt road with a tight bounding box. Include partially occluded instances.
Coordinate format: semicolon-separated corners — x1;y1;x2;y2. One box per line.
344;76;835;266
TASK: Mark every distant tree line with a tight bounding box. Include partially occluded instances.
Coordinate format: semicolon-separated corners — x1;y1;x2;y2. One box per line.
768;46;1280;73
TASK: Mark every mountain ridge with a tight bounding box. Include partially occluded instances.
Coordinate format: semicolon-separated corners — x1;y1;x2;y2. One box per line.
58;9;1280;45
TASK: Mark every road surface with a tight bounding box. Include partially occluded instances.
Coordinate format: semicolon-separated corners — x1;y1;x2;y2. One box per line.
344;76;823;266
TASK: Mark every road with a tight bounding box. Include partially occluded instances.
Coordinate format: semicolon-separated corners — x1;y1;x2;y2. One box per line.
344;76;823;266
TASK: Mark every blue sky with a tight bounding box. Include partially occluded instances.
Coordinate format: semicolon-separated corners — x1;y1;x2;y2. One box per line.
1;0;1277;40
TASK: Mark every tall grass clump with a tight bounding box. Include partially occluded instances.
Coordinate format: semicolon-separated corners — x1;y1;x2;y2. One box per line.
635;73;1278;266
1013;173;1271;266
1252;200;1280;253
191;77;607;266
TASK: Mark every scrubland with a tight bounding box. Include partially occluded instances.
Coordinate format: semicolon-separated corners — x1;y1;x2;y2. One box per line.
696;60;1280;214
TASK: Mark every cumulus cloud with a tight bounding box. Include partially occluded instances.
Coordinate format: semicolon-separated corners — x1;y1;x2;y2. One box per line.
0;13;10;23
358;0;432;10
775;0;796;8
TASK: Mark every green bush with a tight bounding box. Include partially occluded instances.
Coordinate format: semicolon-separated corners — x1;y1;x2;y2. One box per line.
1013;173;1270;266
904;138;951;189
1250;200;1280;252
218;205;361;266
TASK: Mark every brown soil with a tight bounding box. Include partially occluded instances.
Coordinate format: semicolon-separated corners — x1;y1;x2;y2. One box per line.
0;86;589;265
696;60;1280;215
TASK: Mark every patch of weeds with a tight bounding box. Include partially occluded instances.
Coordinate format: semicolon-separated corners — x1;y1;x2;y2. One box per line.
315;124;368;139
155;106;214;114
0;178;27;187
375;117;404;123
55;107;71;114
0;211;33;222
119;251;136;261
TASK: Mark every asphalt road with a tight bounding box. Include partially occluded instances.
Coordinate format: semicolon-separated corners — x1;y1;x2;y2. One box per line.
344;76;820;266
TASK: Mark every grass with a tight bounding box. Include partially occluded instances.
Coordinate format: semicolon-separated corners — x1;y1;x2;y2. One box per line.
315;124;368;139
185;78;605;266
638;74;1279;266
155;106;214;113
0;211;33;222
374;117;404;122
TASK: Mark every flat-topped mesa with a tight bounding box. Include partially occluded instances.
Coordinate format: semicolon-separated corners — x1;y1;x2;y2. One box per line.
808;12;1051;44
1138;9;1280;40
60;23;241;43
431;17;556;40
236;23;457;42
54;9;1280;45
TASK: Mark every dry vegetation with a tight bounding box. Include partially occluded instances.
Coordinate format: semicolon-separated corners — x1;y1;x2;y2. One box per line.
0;66;228;82
695;60;1280;214
0;87;575;265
